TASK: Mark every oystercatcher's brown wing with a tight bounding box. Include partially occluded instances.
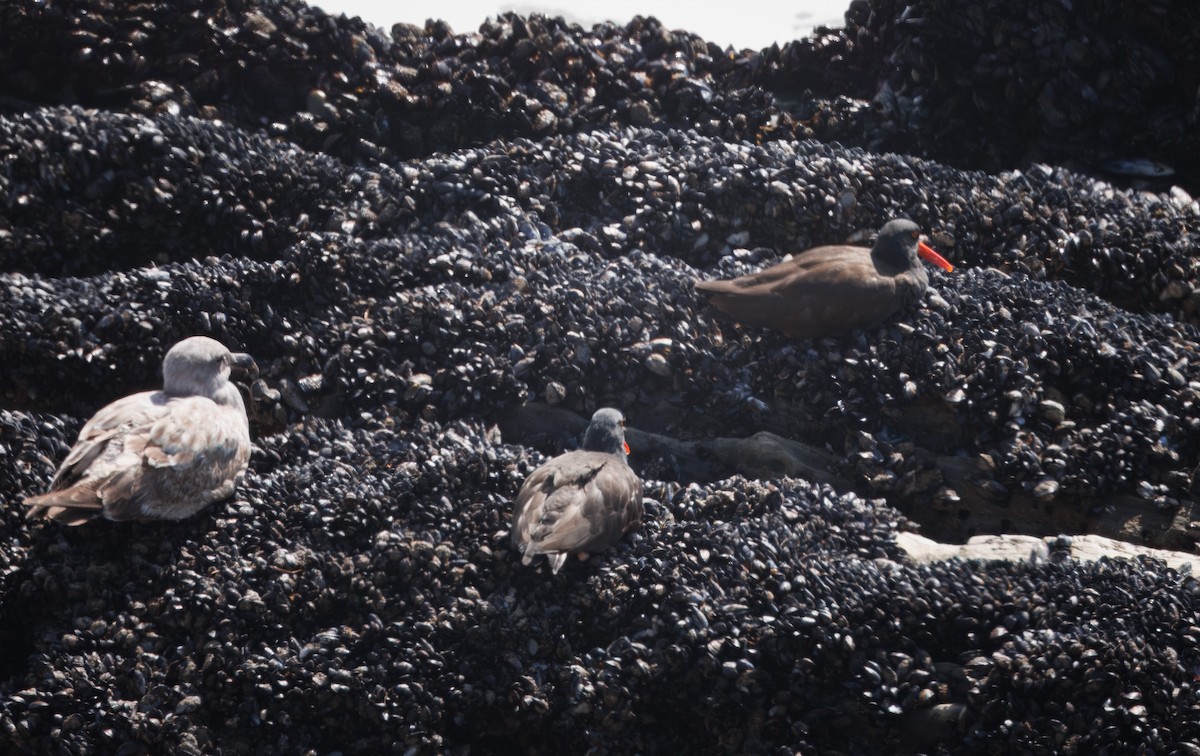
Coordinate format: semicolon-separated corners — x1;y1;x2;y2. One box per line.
697;248;908;337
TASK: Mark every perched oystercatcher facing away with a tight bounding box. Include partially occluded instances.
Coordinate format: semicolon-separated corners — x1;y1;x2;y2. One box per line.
695;218;954;338
25;336;256;524
511;407;643;574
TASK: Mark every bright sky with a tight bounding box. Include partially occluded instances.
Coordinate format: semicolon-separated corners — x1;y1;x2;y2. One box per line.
312;0;848;50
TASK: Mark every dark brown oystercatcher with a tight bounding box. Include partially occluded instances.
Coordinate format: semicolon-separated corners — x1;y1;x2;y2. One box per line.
511;408;643;574
694;219;954;338
25;336;256;524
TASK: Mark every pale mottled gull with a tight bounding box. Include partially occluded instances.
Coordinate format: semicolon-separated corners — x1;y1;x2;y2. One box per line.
511;408;643;574
24;336;256;524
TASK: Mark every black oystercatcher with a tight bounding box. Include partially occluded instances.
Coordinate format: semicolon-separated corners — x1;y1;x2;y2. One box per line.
694;219;954;338
511;408;643;574
25;336;256;524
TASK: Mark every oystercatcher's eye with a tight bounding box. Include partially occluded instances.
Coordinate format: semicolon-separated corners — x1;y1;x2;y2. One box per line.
911;231;919;239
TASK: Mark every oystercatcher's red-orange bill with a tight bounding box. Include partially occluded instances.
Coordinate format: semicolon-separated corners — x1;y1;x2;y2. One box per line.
624;441;631;455
918;241;954;272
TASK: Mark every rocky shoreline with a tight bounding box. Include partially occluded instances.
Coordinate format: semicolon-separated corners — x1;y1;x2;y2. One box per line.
3;0;1200;752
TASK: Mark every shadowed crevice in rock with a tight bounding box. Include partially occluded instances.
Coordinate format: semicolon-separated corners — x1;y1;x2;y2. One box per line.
505;402;1200;551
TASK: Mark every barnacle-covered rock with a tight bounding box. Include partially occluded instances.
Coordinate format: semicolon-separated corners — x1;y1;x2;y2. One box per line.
3;0;1200;753
765;0;1200;192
